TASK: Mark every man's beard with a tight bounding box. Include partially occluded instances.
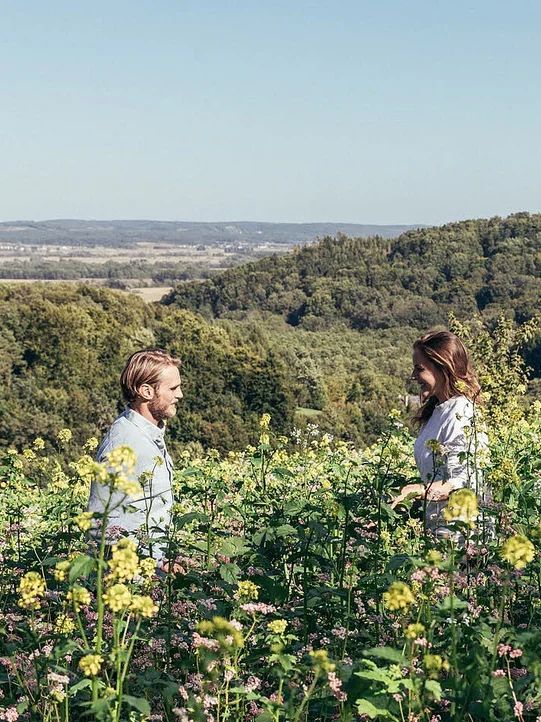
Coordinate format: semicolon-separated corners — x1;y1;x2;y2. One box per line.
148;395;175;423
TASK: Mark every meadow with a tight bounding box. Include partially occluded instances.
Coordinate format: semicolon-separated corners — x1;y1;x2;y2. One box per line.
1;362;541;722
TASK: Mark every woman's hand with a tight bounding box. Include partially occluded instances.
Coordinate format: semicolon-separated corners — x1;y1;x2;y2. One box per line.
391;480;454;508
390;483;425;508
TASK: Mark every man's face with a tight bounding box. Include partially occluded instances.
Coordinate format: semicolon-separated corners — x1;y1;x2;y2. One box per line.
148;365;183;423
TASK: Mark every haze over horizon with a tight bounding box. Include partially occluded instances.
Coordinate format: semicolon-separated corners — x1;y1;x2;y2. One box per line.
2;1;540;225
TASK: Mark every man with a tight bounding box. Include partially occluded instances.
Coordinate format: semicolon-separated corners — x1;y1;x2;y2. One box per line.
87;348;182;560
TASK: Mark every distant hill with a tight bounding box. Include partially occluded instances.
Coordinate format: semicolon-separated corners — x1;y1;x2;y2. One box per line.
0;219;423;248
163;212;541;328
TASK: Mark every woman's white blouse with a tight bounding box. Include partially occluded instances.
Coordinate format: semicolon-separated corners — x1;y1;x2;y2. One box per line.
414;395;487;495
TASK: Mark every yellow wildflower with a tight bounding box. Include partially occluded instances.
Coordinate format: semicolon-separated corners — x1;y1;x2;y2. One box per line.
426;549;442;565
129;595;158;618
309;649;335;672
72;455;108;484
54;560;71;582
443;488;478;528
501;535;535;569
268;619;287;635
115;474;143;497
67;585;91;611
18;571;46;610
405;623;426;640
153;455;164;467
383;582;415;612
139;557;156;578
236;580;259;600
212;616;243;648
84;437;99;452
424;654;450;678
33;438;45;451
425;439;442;455
74;511;94;532
106;446;137;475
22;448;36;461
259;413;271;429
259;433;270;445
55;614;76;634
103;583;132;612
107;540;140;582
79;654;103;677
57;428;72;445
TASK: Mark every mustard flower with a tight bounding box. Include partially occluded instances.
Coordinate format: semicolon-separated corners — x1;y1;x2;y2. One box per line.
425;549;442;565
33;437;45;451
107;540;140;582
443;488;478;528
103;583;132;612
83;436;99;452
501;535;535;569
72;455;108;484
405;623;426;640
424;654;450;678
79;654;103;677
18;571;46;610
268;619;288;635
106;446;137;475
235;580;259;601
139;557;156;578
57;428;72;445
129;594;159;618
310;649;335;673
54;560;71;582
114;474;143;497
425;439;442;455
259;413;271;429
74;511;94;532
55;613;76;634
67;585;91;611
383;582;415;612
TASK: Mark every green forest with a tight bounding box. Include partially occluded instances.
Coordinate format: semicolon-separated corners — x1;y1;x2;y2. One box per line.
2;212;541;454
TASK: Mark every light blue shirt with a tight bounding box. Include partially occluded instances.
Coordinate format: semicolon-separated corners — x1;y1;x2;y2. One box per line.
87;407;174;559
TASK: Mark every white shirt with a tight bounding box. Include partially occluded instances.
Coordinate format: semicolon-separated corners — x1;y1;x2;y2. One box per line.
414;395;488;534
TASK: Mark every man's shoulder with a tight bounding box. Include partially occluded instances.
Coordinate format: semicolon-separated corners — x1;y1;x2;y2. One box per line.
97;411;149;458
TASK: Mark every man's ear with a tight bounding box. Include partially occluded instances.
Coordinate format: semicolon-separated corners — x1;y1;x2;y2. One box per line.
137;383;155;401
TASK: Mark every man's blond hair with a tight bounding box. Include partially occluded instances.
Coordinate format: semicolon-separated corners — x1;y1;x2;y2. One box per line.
120;349;181;404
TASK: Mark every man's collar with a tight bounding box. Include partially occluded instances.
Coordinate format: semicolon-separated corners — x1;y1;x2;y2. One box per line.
123;407;166;443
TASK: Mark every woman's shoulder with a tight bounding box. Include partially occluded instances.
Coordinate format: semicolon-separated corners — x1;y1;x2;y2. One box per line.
436;395;482;424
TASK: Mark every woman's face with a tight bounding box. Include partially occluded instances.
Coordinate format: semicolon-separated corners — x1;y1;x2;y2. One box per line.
411;347;446;403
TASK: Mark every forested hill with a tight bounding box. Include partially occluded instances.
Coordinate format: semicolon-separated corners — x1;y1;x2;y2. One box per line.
163;213;541;329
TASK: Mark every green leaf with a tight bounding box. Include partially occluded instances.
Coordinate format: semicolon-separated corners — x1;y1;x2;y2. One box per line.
69;678;92;695
124;695;151;715
274;524;297;538
364;646;408;665
437;595;468;612
219;536;251;557
424;679;442;700
356;698;397;720
68;555;95;583
175;512;209;527
219;562;241;584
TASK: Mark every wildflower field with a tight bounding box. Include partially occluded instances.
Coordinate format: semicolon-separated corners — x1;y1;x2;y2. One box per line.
2;321;541;722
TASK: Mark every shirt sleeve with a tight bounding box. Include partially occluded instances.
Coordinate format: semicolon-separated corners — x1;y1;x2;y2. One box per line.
437;404;486;491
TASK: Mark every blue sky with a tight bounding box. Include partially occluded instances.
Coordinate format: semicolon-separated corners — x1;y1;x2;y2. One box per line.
1;0;540;225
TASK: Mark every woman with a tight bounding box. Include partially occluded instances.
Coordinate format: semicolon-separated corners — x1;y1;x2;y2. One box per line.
392;330;488;537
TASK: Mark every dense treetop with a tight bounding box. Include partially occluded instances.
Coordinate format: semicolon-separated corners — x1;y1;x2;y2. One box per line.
164;213;541;329
2;214;541;453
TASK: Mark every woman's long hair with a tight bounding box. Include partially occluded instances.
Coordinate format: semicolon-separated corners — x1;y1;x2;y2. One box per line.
413;330;482;426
